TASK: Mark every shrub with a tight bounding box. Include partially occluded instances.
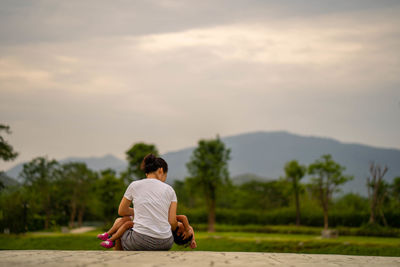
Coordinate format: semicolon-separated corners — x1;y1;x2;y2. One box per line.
182;208;400;229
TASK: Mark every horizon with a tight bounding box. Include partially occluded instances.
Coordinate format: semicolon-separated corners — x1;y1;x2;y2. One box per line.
3;129;400;173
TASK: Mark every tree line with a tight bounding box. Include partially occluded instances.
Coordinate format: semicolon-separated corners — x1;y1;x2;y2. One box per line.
175;138;400;232
1;124;400;234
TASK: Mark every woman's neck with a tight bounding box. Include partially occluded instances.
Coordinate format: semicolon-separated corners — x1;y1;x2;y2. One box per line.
146;174;160;180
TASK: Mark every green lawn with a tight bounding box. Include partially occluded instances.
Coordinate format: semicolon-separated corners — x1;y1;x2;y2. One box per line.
191;224;400;237
1;230;400;256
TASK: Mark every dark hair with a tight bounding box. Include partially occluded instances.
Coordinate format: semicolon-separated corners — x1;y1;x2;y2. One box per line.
172;227;193;246
140;154;168;174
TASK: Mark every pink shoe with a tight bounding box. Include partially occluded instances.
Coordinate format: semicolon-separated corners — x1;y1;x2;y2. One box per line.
97;232;111;241
100;239;115;249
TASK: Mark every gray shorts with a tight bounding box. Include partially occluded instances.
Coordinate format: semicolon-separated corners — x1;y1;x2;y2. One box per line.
121;229;174;251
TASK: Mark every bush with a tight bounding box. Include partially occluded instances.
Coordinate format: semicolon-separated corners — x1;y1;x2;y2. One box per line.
182;208;400;229
329;211;369;227
384;211;400;228
356;223;400;237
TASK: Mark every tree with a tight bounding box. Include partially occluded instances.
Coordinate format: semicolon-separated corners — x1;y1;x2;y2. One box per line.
0;124;18;162
367;162;389;225
96;169;125;224
333;193;369;213
0;187;29;233
284;160;306;226
239;180;291;211
173;180;200;209
20;157;60;229
392;176;400;205
308;154;353;230
186;136;231;232
59;162;97;228
123;143;159;182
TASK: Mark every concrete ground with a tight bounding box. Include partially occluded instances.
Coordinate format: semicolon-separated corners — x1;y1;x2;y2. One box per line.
1;251;399;267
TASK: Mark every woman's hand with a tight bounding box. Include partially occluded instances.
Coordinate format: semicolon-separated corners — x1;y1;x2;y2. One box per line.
181;227;194;240
176;223;193;240
190;239;197;249
189;227;197;249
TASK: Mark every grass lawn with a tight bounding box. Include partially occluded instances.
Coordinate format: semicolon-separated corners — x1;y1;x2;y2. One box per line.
191;224;400;237
1;229;400;256
182;232;400;256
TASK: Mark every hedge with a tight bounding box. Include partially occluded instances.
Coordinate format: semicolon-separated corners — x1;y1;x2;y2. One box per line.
181;208;400;228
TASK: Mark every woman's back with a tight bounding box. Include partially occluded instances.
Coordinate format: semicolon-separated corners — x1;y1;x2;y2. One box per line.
124;178;177;239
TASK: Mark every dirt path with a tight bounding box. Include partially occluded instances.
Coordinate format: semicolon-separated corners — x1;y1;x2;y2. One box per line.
69;226;97;234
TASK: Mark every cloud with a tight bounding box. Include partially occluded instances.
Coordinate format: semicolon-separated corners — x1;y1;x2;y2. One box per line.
1;0;399;44
0;59;53;88
0;1;399;171
135;24;364;64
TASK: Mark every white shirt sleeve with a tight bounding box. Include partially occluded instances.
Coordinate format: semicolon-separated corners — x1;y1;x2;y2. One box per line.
170;187;177;202
123;182;134;201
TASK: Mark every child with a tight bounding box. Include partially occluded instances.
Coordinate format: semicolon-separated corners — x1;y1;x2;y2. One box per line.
97;216;133;248
173;219;197;249
172;215;197;249
97;214;196;249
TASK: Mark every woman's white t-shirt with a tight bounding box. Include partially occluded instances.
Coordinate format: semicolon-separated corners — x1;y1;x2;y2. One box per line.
123;178;177;239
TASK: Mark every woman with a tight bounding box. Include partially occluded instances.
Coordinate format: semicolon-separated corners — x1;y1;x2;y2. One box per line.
115;154;181;251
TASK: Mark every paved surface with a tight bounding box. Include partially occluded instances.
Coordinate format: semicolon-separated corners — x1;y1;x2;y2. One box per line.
1;251;399;267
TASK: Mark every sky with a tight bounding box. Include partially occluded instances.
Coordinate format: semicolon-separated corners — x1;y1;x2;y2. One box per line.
1;0;400;171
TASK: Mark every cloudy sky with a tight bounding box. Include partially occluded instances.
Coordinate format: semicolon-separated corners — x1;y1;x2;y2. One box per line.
1;0;399;170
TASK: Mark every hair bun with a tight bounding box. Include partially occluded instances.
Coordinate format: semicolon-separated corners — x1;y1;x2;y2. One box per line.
140;153;168;175
144;154;156;164
140;154;156;172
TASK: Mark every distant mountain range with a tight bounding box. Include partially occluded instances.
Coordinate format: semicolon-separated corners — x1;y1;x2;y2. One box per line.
0;172;19;187
4;131;400;195
163;131;400;195
4;154;127;183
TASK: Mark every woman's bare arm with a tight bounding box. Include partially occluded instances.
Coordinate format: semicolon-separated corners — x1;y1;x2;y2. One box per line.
118;197;134;217
168;201;178;231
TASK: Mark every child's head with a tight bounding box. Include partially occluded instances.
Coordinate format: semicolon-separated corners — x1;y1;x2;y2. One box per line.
172;223;193;246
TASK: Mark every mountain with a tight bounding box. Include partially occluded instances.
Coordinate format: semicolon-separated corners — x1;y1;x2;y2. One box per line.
5;154;127;182
5;131;400;195
231;173;271;185
0;172;19;187
163;131;400;195
62;154;126;174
